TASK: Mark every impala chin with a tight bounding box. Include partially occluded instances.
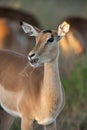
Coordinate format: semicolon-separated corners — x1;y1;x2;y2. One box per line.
28;55;40;68
30;62;40;68
30;59;40;68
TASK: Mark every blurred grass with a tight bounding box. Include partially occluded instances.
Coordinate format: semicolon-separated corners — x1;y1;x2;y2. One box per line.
62;55;87;108
10;118;21;130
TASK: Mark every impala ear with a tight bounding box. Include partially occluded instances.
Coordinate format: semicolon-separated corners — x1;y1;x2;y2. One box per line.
21;22;40;36
57;21;70;40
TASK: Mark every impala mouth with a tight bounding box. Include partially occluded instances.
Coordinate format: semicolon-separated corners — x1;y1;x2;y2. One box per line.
29;58;40;67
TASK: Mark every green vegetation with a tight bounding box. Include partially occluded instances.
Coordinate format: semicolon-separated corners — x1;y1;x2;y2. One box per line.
63;55;87;108
10;119;21;130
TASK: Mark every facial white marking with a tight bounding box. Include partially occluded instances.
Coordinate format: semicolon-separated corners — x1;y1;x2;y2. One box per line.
28;55;31;61
29;62;40;68
1;103;21;117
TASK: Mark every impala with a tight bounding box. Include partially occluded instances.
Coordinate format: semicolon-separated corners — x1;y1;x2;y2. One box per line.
0;21;69;130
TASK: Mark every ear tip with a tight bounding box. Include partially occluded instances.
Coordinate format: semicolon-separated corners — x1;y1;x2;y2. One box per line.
62;21;70;28
63;21;69;25
20;21;23;26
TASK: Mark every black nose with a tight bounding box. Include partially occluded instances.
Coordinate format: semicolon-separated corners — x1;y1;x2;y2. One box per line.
29;53;35;58
28;53;35;60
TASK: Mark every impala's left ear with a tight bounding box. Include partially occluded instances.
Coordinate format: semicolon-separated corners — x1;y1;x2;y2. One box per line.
21;22;41;37
57;21;70;41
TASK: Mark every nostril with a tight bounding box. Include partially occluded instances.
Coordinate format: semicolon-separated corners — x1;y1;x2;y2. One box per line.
28;53;36;61
29;53;35;58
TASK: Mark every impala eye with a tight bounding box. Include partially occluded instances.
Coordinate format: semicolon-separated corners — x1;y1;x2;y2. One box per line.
47;37;54;43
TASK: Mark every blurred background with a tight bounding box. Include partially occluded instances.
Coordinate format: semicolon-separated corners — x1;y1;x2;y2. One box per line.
0;0;87;130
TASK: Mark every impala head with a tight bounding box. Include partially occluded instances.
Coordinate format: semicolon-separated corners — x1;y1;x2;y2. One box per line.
21;21;70;67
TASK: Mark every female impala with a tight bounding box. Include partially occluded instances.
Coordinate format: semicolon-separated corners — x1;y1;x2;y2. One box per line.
0;21;69;130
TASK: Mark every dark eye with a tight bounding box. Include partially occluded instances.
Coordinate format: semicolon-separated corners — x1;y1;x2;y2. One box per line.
47;37;54;43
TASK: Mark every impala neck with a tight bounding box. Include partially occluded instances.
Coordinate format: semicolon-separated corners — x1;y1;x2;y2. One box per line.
44;56;60;94
42;47;65;113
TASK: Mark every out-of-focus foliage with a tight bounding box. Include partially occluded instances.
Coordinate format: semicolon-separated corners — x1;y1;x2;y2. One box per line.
10;119;21;130
63;55;87;108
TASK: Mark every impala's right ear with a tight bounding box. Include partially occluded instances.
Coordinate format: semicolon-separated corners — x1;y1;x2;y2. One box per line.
21;22;40;37
57;21;70;41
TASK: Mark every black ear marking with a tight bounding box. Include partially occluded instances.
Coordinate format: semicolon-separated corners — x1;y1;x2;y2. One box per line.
20;21;23;26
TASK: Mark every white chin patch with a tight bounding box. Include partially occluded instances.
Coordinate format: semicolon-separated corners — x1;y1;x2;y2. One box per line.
30;62;40;68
